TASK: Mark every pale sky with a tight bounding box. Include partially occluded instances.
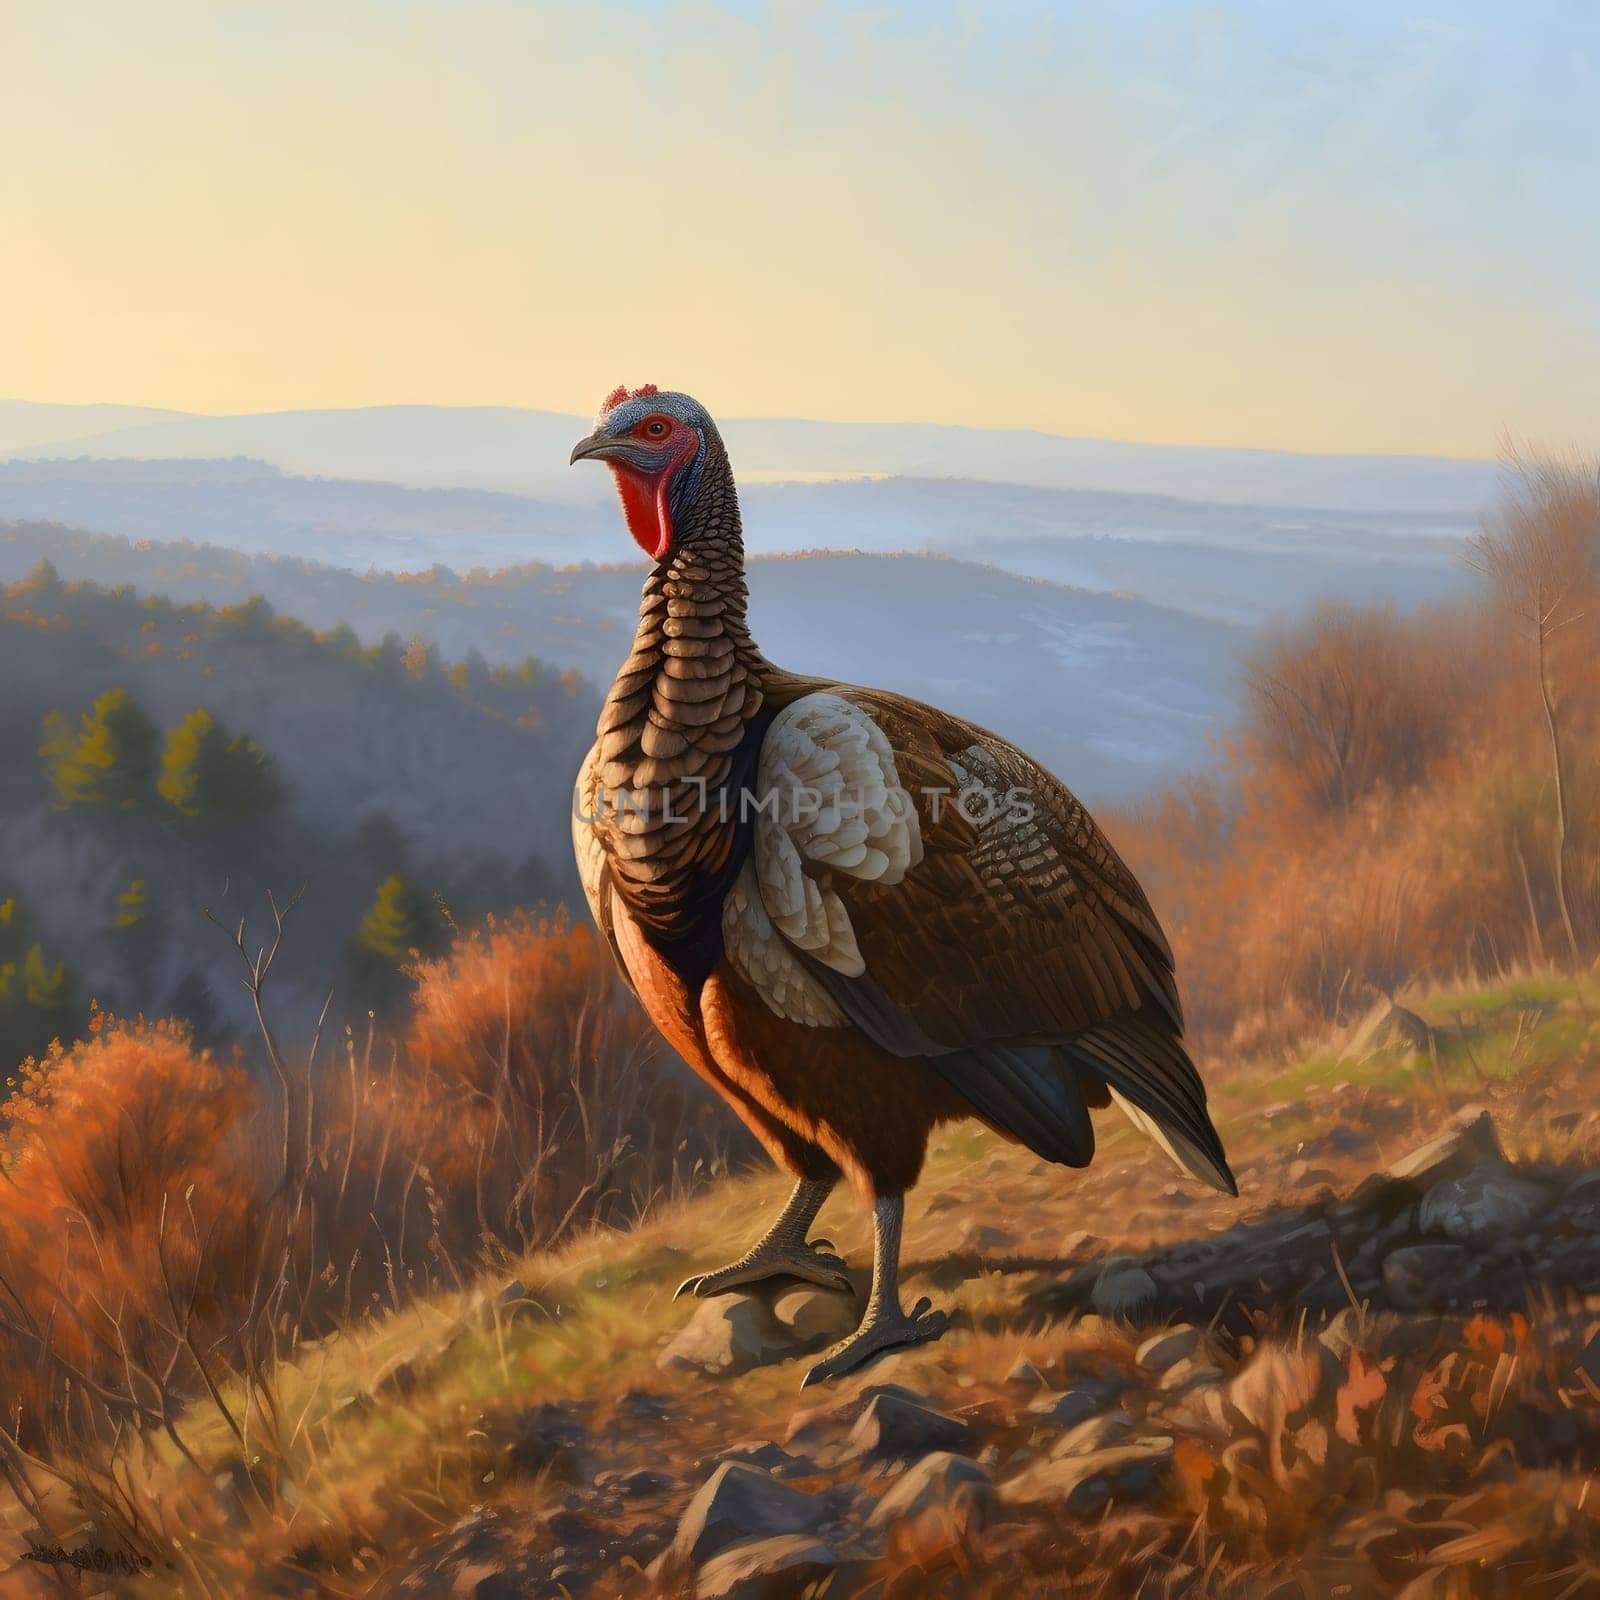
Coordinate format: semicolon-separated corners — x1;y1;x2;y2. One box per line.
3;0;1597;457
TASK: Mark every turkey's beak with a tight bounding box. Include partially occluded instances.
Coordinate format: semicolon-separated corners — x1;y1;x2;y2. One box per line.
569;431;617;465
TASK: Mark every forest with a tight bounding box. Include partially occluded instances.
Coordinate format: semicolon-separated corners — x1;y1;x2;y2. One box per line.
0;558;594;1068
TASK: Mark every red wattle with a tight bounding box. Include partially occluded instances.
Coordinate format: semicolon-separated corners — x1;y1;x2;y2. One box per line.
611;466;669;560
607;436;695;562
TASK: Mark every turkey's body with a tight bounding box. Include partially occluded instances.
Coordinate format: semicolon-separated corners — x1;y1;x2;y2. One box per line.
570;387;1234;1383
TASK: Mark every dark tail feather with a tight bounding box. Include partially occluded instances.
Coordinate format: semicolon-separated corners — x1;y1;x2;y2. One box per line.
927;1043;1095;1168
1066;1017;1236;1195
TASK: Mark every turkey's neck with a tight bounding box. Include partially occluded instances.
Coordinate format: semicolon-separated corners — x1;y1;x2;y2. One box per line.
591;458;770;930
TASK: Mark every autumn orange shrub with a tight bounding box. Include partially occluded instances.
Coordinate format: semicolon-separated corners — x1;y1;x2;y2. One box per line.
368;911;739;1255
0;1014;274;1441
1109;557;1600;1056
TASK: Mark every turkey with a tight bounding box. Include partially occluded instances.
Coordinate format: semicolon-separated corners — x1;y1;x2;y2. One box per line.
570;385;1236;1386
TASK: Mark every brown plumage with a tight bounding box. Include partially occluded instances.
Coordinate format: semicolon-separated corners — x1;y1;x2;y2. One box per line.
570;388;1235;1384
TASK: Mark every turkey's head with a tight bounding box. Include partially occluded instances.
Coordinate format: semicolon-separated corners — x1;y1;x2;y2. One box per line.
570;385;722;562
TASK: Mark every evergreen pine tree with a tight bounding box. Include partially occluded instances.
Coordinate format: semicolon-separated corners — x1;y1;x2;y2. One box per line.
42;688;158;810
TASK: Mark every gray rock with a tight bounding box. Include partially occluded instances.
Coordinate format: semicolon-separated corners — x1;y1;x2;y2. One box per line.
867;1451;993;1529
961;1221;1016;1255
665;1464;825;1573
1091;1259;1159;1323
1001;1436;1174;1511
714;1441;817;1480
783;1381;928;1451
1386;1106;1502;1186
659;1296;792;1377
1004;1355;1047;1388
1026;1385;1116;1431
1136;1326;1201;1374
840;1392;973;1464
1419;1159;1554;1243
694;1534;844;1600
1382;1244;1472;1311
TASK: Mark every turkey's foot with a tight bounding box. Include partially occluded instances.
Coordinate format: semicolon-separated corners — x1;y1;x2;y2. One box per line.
800;1294;948;1388
675;1237;851;1300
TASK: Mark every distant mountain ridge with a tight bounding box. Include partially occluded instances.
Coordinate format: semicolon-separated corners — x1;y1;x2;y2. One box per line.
1;397;1500;514
0;455;1477;627
0;519;1245;803
0;399;185;454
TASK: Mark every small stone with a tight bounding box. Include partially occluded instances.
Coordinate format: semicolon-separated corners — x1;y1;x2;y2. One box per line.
1385;1106;1502;1187
1382;1244;1472;1312
1004;1355;1047;1388
658;1296;791;1377
961;1221;1015;1255
1135;1326;1201;1374
664;1464;824;1573
694;1534;843;1600
1091;1260;1159;1323
839;1393;973;1464
1001;1436;1174;1511
783;1381;926;1450
1026;1382;1121;1431
867;1451;993;1530
714;1440;818;1480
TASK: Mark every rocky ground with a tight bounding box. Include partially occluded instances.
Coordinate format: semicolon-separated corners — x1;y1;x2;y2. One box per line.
6;979;1600;1597
383;1094;1600;1598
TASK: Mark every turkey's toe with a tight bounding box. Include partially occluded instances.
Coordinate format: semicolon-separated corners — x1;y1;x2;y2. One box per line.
674;1240;852;1301
800;1296;949;1388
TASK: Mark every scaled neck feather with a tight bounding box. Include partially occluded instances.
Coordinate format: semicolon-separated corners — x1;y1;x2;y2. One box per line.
589;447;770;929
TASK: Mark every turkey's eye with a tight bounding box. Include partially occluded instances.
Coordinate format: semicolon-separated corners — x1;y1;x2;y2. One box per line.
640;417;670;440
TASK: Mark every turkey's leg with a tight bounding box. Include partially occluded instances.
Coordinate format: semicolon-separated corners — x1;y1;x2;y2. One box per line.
800;1194;948;1387
675;1175;851;1299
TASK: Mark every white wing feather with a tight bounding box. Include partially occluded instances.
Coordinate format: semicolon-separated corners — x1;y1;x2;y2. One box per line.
724;693;922;1016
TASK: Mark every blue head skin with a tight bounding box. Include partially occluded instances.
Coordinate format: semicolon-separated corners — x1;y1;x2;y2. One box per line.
569;387;726;562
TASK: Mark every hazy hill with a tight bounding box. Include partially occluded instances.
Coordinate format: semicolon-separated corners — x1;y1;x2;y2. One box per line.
0;457;1474;626
1;397;1499;512
0;398;183;454
1;521;1246;801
